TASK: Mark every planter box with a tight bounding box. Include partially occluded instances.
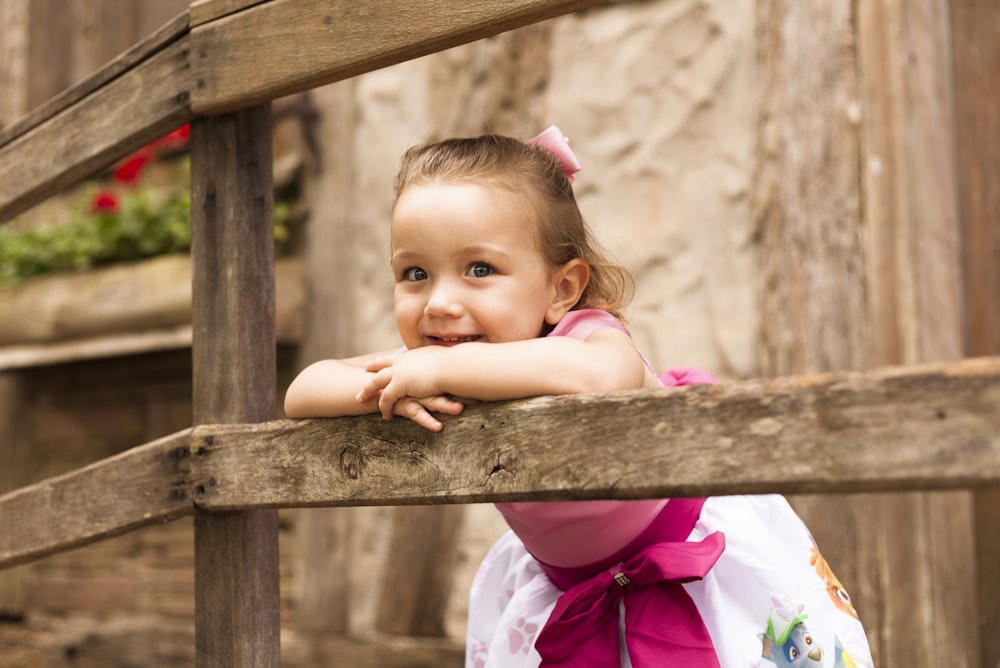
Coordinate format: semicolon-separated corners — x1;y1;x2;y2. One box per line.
0;254;303;369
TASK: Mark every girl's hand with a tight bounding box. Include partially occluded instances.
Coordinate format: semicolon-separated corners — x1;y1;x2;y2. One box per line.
387;395;465;432
356;350;464;430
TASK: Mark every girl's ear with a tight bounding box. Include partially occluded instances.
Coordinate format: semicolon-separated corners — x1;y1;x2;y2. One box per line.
546;258;590;325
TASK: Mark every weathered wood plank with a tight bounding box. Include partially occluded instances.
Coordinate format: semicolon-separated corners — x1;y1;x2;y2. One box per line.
0;614;464;667
0;372;29;615
853;1;971;664
188;0;606;115
951;2;1000;664
189;356;1000;510
0;356;996;573
0;256;304;370
0;0;29;130
0;38;192;223
0;11;188;149
0;429;193;570
189;0;267;27
952;1;1000;361
0;14;188;146
289;78;358;636
190;106;280;668
374;505;464;637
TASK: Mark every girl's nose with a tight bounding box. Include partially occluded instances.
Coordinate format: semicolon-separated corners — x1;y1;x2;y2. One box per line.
424;282;464;318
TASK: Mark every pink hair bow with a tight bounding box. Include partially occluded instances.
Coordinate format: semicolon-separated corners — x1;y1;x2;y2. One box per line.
527;125;581;182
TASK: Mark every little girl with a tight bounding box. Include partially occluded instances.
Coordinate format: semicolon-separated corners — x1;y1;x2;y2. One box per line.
284;127;874;667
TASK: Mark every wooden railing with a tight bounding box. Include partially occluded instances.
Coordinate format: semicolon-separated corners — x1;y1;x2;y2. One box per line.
1;1;998;665
3;356;999;571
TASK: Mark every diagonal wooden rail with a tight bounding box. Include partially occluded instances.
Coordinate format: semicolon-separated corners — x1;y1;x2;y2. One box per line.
0;0;605;223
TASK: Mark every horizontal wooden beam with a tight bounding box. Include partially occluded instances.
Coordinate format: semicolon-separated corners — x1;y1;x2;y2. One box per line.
3;357;997;570
0;429;193;569
189;0;607;115
0;39;193;222
191;356;1000;509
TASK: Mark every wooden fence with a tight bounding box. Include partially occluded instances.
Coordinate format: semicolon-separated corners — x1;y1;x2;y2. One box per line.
1;0;998;665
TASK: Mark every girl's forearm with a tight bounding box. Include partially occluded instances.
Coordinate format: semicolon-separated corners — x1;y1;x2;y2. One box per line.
283;358;380;418
431;334;645;401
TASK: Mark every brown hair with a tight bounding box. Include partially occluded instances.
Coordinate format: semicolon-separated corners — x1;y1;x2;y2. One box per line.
393;134;634;321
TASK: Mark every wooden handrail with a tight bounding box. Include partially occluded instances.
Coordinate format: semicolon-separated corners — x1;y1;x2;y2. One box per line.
3;355;998;571
0;0;606;223
0;429;193;570
188;0;608;115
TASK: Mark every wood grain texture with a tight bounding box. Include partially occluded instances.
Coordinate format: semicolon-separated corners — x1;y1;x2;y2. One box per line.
289;81;357;636
1;356;996;573
190;109;276;426
189;0;267;27
0;38;193;222
951;0;1000;360
952;2;1000;664
188;0;606;115
0;0;29;130
0;429;193;570
0;372;29;616
0;9;188;148
190;107;280;668
752;0;866;376
188;357;1000;509
374;505;464;636
853;1;971;664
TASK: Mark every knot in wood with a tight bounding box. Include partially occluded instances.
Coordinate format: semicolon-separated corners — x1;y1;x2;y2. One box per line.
340;446;364;480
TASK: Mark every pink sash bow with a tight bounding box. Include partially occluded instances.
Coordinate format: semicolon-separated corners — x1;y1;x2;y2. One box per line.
534;501;725;667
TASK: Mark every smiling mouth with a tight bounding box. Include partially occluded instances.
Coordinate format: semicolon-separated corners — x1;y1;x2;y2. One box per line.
429;335;483;345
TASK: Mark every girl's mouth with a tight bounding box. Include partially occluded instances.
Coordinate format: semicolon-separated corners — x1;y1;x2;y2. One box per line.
430;335;483;345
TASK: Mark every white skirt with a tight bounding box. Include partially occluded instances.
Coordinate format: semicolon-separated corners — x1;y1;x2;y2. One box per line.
466;495;874;668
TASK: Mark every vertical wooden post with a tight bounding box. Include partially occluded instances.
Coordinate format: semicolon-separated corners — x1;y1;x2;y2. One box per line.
950;1;1000;665
292;81;357;636
0;0;29;130
190;105;280;667
0;371;28;619
754;1;974;665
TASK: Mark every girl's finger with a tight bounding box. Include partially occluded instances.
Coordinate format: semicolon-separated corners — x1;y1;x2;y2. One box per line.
356;369;390;403
422;395;465;415
397;398;443;432
364;355;395;372
378;385;402;420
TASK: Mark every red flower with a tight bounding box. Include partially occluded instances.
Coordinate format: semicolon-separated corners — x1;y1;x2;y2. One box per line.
114;148;154;183
153;123;191;152
90;189;120;214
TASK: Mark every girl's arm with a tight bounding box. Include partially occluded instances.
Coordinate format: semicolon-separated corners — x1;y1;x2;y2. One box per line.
284;350;465;430
283;352;390;418
359;327;655;420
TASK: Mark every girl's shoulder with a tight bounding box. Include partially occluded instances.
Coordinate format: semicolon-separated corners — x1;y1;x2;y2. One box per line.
548;309;625;341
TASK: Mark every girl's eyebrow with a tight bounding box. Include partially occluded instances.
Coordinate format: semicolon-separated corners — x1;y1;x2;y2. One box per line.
390;250;421;265
391;245;512;264
456;244;511;259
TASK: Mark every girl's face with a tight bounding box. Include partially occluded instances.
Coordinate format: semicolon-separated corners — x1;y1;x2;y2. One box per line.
390;181;567;349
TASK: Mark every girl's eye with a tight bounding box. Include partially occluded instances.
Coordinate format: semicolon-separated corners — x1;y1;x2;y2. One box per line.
467;262;494;278
403;267;427;281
